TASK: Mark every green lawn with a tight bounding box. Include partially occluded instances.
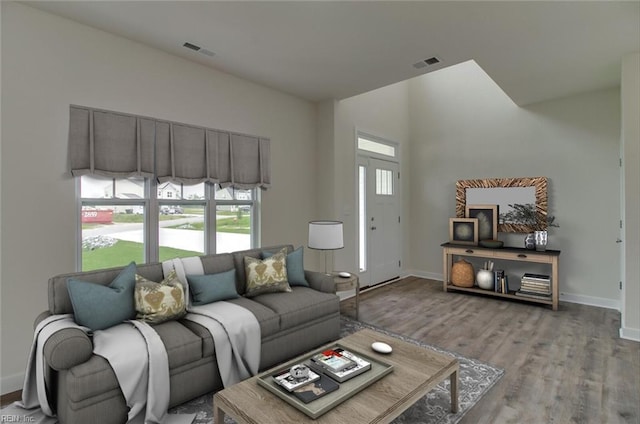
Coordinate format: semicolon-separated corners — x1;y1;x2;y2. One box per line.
82;211;250;271
166;215;250;234
217;215;250;234
112;213;185;223
82;240;202;271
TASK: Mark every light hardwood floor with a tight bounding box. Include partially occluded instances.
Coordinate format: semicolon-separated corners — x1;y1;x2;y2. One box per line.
340;277;640;424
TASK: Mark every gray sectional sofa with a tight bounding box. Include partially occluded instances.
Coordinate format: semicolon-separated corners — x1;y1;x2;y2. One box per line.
36;245;341;424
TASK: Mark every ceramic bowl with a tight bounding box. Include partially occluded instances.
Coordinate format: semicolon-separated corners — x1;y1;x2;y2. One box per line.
479;239;504;248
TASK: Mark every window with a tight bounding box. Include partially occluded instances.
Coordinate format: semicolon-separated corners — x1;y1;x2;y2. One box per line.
375;169;394;196
79;176;258;271
358;135;396;158
214;186;255;253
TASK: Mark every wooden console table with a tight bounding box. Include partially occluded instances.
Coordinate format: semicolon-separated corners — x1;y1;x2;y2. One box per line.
441;242;560;310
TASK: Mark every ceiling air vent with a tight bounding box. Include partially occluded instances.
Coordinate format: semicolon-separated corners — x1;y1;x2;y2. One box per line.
413;56;441;69
183;42;215;58
183;42;201;51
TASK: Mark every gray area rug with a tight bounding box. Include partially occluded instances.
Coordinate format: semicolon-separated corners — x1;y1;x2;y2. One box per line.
169;316;504;423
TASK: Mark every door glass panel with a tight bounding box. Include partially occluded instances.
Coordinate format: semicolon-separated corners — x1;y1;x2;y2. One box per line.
359;166;367;272
159;204;204;260
376;169;393;195
216;205;252;253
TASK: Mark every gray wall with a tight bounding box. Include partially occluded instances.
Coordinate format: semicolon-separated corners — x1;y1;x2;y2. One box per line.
408;60;622;306
1;2;318;391
621;53;640;340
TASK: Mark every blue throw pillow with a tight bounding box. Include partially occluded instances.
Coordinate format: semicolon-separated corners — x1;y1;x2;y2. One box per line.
263;247;308;287
67;262;137;331
187;269;239;305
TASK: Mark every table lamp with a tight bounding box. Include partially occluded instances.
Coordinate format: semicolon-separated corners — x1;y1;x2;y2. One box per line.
308;221;344;274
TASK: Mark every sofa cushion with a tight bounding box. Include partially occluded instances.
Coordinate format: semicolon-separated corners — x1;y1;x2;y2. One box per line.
67;262;137;331
200;253;234;275
250;286;340;331
187;269;239;306
225;297;281;338
180;297;280;358
135;270;186;324
153;321;203;369
244;252;291;297
263;246;308;287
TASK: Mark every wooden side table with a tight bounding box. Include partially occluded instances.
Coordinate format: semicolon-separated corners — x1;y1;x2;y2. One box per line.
333;273;359;319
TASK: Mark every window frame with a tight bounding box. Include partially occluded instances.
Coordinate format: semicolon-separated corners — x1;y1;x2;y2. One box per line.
76;177;260;270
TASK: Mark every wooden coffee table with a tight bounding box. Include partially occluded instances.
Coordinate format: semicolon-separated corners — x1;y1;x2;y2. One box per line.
213;328;459;423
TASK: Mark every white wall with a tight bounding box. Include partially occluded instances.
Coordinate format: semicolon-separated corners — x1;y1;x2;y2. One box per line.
330;82;411;277
621;52;640;341
408;60;622;307
0;2;317;392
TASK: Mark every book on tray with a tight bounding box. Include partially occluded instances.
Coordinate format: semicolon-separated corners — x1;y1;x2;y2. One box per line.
292;374;340;403
273;366;321;392
309;347;371;383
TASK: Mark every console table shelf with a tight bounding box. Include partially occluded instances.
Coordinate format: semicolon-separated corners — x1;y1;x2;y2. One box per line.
441;242;560;310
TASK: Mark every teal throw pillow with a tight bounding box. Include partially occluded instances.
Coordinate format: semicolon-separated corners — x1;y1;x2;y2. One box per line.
263;246;308;287
67;262;137;331
187;269;239;306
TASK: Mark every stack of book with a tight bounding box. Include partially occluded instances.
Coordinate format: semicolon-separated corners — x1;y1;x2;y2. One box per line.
494;270;509;294
308;348;371;383
273;366;321;392
516;273;551;299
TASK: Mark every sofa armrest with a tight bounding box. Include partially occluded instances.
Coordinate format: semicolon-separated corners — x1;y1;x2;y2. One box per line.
305;271;335;293
34;310;52;330
33;311;94;370
43;328;93;371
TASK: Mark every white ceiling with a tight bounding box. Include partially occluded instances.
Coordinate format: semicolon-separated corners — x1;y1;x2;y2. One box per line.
24;1;640;105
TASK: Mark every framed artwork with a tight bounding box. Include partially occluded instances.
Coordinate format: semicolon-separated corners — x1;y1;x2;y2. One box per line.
449;218;479;246
466;204;498;241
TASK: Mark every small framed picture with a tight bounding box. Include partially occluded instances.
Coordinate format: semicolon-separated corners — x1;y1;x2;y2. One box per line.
466;204;498;241
449;218;479;246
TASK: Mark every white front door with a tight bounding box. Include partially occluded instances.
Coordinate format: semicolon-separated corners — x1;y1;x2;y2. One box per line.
359;157;401;288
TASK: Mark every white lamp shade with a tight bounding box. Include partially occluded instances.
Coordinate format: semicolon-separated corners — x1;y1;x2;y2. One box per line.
308;221;344;250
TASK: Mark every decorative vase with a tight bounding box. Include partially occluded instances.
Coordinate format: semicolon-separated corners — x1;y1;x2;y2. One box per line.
524;233;535;250
535;230;548;251
451;259;474;288
476;269;494;290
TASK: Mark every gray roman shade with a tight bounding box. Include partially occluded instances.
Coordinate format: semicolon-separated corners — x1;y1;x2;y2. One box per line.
68;107;155;178
68;105;271;189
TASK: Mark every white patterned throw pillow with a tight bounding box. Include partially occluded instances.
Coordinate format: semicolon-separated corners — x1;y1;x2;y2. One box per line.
135;269;186;324
244;251;291;297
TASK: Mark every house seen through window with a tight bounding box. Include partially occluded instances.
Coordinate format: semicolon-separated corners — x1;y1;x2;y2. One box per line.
79;175;257;271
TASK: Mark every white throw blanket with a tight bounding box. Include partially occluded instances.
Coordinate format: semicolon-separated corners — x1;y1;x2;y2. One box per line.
162;257;261;387
11;314;194;424
19;314;81;416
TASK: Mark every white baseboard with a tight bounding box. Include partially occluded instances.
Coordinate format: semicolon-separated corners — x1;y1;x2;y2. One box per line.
403;270;622;311
403;270;442;281
558;292;621;311
619;326;640;342
1;372;24;396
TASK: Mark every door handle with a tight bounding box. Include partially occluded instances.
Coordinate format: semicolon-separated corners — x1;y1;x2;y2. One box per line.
371;226;377;230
